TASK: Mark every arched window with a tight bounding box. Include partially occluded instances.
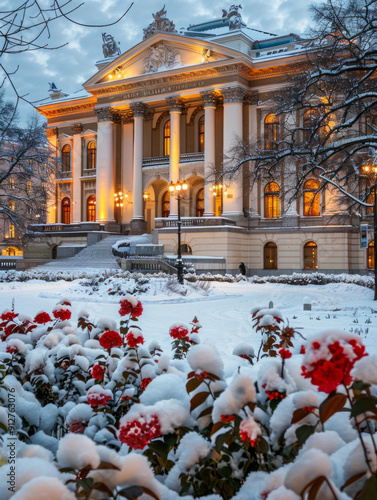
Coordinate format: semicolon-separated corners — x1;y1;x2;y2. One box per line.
303;179;320;216
368;241;374;269
198;115;205;153
4;247;16;256
196;188;204;217
264;242;277;269
264;182;280;218
303;109;320;144
162;191;170;218
180;243;192;255
163;120;170;156
62;144;71;172
265;113;279;149
87;141;96;169
304;241;318;269
87;195;96;222
62;197;70;224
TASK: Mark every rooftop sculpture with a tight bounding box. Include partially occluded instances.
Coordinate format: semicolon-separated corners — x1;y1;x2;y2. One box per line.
143;5;177;40
102;33;121;59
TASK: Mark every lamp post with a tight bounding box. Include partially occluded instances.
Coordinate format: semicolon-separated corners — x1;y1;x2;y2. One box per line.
169;180;188;284
363;164;377;300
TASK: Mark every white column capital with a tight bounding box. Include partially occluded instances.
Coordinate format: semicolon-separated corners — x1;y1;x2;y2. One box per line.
166;96;185;112
222;86;248;104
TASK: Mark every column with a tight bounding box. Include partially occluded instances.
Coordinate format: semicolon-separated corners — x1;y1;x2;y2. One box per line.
245;92;260;223
221;87;246;217
45;128;58;223
95;107;115;222
201;91;217;216
167;97;184;217
282;112;299;225
129;102;147;234
121;111;134;224
71;123;82;223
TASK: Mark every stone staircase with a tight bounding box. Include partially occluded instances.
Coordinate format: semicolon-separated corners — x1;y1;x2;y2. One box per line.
36;234;152;271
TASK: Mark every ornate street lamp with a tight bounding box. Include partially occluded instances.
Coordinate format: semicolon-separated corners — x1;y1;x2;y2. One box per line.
362;163;377;300
169;180;188;284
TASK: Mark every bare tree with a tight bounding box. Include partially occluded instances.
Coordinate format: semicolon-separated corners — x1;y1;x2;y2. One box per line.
221;0;377;213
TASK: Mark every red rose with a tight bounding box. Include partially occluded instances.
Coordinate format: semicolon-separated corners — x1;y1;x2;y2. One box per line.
99;330;123;350
119;298;143;318
279;348;292;359
126;331;144;348
169;324;189;339
119;414;161;449
91;364;105;380
52;307;71;321
34;312;52;324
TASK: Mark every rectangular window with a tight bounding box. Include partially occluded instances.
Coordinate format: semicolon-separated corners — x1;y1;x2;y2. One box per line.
9;201;14;211
27;181;32;191
9;224;15;239
9;178;15;189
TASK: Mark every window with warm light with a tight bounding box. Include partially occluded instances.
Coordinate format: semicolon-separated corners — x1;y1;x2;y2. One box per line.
27;181;32;191
368;240;374;269
265;114;279;149
162;191;170;217
62;197;70;224
304;241;318;269
9;200;14;211
196;188;204;217
264;182;280;218
303;179;320;216
62;144;71;172
9;178;14;190
87;141;96;169
163;120;170;156
264;242;278;269
87;195;96;221
303;109;320;144
198;115;205;153
9;224;15;239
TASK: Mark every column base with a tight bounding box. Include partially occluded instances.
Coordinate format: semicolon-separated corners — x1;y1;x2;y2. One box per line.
203;212;215;217
130;219;147;235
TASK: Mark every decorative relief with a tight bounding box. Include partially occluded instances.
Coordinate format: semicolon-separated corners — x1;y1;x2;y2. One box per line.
143;7;177;40
143;42;179;73
222;86;248;103
244;91;259;105
154;110;170;130
166;96;185;111
200;90;220;107
45;127;58;138
144;108;155;121
71;123;83;134
41;102;95;118
95;107;113;122
189;106;203;125
120;110;134;124
130;102;147;117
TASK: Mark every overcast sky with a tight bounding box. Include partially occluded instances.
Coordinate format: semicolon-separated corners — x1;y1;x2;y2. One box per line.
2;0;320;125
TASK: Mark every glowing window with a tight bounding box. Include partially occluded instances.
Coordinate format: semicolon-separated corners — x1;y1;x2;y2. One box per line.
62;197;70;224
264;182;280;218
9;224;15;239
9;200;14;211
304;241;318;269
264;242;277;269
87;195;96;222
303;179;320;216
9;178;15;189
27;181;32;191
198;115;205;153
62;144;71;172
87;141;96;169
163;120;170;156
162;191;170;218
368;241;374;269
265;114;279;149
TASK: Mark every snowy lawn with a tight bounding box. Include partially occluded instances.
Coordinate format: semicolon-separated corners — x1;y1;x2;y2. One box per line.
0;277;377;500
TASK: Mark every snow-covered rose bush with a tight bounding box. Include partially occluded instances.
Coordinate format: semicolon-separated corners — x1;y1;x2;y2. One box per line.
1;299;377;499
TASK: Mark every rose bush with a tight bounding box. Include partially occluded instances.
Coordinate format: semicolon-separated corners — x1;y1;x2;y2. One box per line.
0;299;376;499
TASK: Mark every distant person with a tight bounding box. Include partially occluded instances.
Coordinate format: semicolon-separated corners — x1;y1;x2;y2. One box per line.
239;262;246;275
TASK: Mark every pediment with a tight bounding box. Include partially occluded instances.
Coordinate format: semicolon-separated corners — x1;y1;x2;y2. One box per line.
84;33;248;91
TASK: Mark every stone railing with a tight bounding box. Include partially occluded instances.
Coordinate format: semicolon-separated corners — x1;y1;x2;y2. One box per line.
0;259;17;270
82;168;96;177
28;222;104;233
56;171;72;180
154;217;237;228
142;152;204;168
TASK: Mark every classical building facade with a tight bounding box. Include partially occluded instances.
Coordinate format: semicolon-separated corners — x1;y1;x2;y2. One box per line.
35;7;372;274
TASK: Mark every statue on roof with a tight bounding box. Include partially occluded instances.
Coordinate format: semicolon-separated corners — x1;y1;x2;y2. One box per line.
143;5;177;40
102;33;121;58
222;5;243;30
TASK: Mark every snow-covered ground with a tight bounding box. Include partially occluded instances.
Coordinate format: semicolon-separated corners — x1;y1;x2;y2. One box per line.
0;278;375;361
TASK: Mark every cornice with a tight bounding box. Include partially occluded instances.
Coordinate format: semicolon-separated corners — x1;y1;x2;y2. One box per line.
38;101;96;119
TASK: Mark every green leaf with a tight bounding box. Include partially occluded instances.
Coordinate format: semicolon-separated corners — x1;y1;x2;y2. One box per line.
351;380;371;392
320;393;347;424
215;430;231;452
148;440;169;460
77;477;94;494
295;425;316;445
190;391;210;412
350;396;377;418
217;466;232;478
118;486;143;499
257;436;269;454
